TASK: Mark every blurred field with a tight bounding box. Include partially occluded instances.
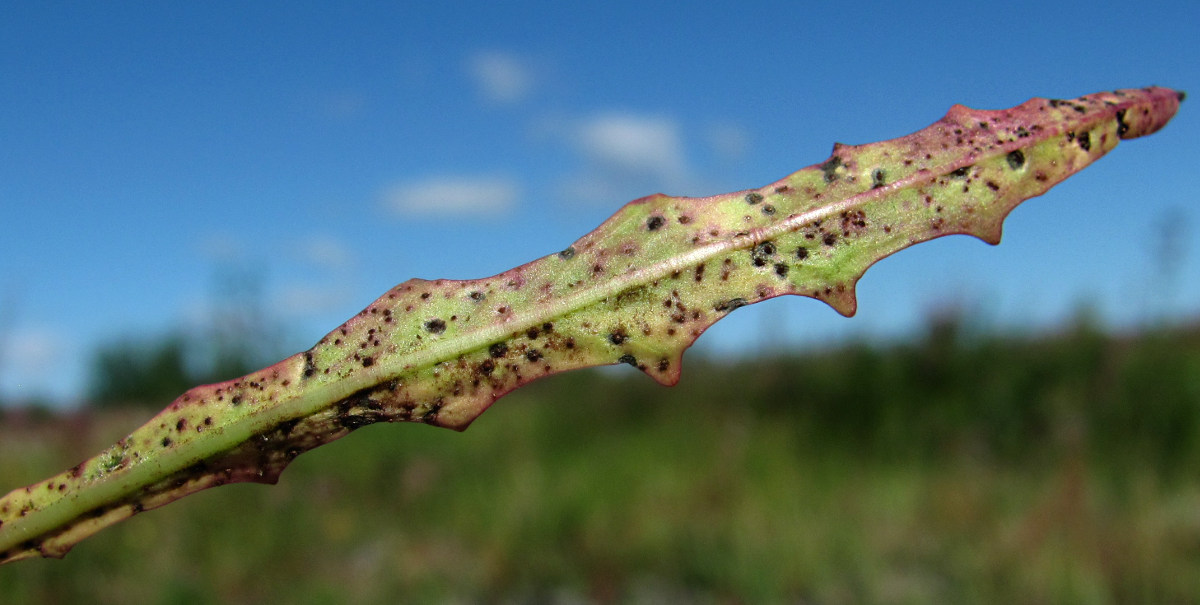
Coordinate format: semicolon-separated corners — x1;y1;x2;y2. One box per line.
3;316;1200;604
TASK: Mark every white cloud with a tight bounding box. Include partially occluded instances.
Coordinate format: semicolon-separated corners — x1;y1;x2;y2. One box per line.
466;51;535;104
704;122;751;161
0;326;78;402
575;113;686;179
271;283;356;318
552;113;699;203
298;235;355;271
382;175;520;216
2;329;59;372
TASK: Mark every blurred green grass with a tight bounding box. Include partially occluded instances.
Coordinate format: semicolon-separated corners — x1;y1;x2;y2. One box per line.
3;316;1200;603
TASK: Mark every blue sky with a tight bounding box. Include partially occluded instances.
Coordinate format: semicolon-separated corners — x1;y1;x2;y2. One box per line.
1;1;1197;405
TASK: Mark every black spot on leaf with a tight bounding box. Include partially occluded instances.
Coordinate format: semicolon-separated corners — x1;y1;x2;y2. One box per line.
714;298;748;312
1116;109;1129;137
871;168;886;188
796;246;809;260
1006;149;1025;170
303;351;316;378
751;241;777;266
425;319;446;334
558;247;576;260
618;354;639;367
647;216;665;231
608;330;627;345
820;156;842;182
489;342;508;358
745;192;764;204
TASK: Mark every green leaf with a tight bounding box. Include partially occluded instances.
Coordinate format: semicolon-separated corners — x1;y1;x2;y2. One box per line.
0;86;1183;564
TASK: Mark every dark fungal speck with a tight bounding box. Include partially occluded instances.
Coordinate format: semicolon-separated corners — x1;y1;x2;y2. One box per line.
558;246;576;260
820;156;842;182
761;204;776;216
823;233;837;246
362;356;374;367
525;350;542;362
774;263;789;278
1006;149;1025;170
161;437;172;447
751;241;777;267
425;318;447;334
694;264;706;282
526;326;540;339
608;330;628;345
1076;130;1091;151
469;290;486;302
949;166;971;178
1115;109;1129;137
339;413;374;431
303;351;316;378
617;354;639;367
479;359;495;376
871;168;886;188
647;215;665;231
745;192;764;204
714;298;749;312
796;246;809;260
489;342;508;358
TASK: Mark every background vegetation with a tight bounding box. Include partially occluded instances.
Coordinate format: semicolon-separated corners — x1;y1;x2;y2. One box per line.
2;312;1200;603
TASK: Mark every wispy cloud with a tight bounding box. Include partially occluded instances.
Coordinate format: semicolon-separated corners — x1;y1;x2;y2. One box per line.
575;113;687;180
703;122;751;162
551;112;697;203
270;283;357;318
297;235;355;272
466;51;536;105
381;175;520;216
0;326;77;402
